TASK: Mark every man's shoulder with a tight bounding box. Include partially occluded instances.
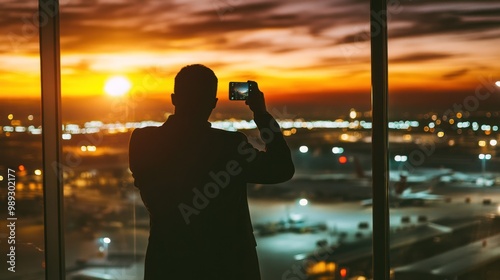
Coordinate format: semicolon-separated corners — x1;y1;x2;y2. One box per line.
132;126;158;133
130;126;163;144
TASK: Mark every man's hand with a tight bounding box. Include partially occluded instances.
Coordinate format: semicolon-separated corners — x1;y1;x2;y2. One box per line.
245;80;267;115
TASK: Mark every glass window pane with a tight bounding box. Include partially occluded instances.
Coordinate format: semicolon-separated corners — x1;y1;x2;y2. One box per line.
60;2;144;278
389;1;500;279
59;1;373;279
0;0;45;279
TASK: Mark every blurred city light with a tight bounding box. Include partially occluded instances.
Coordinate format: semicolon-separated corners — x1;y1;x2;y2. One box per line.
332;147;344;154
299;145;309;153
490;139;497;146
62;133;72;140
349;109;357;119
479;154;491;160
495;81;500;87
299;198;309;206
478;140;486;147
340;267;348;278
34;169;42;176
339;156;348;164
394;155;408;162
103;237;111;244
5;113;498;139
81;145;97;152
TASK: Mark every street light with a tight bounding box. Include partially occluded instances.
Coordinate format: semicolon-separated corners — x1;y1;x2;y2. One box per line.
299;145;309;153
394;155;408;162
332;147;344;154
100;237;111;259
478;154;492;177
285;198;309;223
299;198;309;206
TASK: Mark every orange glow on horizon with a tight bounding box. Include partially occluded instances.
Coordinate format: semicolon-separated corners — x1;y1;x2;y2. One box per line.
0;1;498;103
0;51;494;100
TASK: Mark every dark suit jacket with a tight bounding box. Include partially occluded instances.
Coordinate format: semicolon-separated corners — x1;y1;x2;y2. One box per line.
129;113;294;280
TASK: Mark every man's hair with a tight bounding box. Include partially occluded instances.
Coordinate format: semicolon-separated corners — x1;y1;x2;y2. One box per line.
174;64;218;99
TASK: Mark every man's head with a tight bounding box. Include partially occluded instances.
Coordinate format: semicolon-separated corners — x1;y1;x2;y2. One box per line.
172;64;218;119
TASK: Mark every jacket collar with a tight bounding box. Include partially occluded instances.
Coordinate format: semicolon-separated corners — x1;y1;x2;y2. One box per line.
162;114;211;130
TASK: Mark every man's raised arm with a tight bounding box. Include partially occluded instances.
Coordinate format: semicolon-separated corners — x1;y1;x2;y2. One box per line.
238;81;294;183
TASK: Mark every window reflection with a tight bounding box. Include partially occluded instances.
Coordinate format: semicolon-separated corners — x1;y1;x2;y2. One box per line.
55;0;372;279
387;0;500;279
0;0;45;278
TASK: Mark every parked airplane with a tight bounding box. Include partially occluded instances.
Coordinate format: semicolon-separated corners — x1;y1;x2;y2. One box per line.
440;171;496;187
250;157;451;202
360;175;445;207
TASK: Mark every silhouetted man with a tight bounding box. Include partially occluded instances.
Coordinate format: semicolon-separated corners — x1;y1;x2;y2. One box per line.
129;64;294;280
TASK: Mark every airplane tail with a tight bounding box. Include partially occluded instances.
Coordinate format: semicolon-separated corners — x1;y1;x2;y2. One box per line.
394;175;409;195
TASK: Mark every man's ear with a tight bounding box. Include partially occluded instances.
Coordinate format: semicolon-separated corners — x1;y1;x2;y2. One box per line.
171;93;177;106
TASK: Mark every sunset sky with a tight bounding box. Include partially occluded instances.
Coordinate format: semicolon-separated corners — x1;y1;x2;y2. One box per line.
0;0;499;104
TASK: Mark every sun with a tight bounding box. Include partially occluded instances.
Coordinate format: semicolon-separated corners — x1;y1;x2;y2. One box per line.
104;76;132;97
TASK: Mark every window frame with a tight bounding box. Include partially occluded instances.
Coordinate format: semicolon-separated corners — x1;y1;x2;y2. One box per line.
39;0;65;279
370;0;391;279
39;0;391;279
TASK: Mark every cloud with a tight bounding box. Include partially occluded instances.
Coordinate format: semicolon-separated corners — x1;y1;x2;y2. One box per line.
389;7;500;39
335;31;369;45
442;68;469;79
2;0;499;54
390;52;454;63
0;0;499;99
334;3;500;47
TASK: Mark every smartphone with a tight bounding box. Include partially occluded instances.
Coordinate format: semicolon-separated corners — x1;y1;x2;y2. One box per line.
229;81;254;100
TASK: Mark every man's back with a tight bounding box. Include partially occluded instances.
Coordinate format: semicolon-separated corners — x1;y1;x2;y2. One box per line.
129;114;294;279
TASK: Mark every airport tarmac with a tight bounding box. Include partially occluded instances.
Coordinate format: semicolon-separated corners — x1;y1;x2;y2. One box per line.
250;188;500;280
1;178;499;280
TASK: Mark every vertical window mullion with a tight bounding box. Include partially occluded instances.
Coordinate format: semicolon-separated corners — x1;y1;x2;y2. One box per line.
370;0;390;279
39;0;65;279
